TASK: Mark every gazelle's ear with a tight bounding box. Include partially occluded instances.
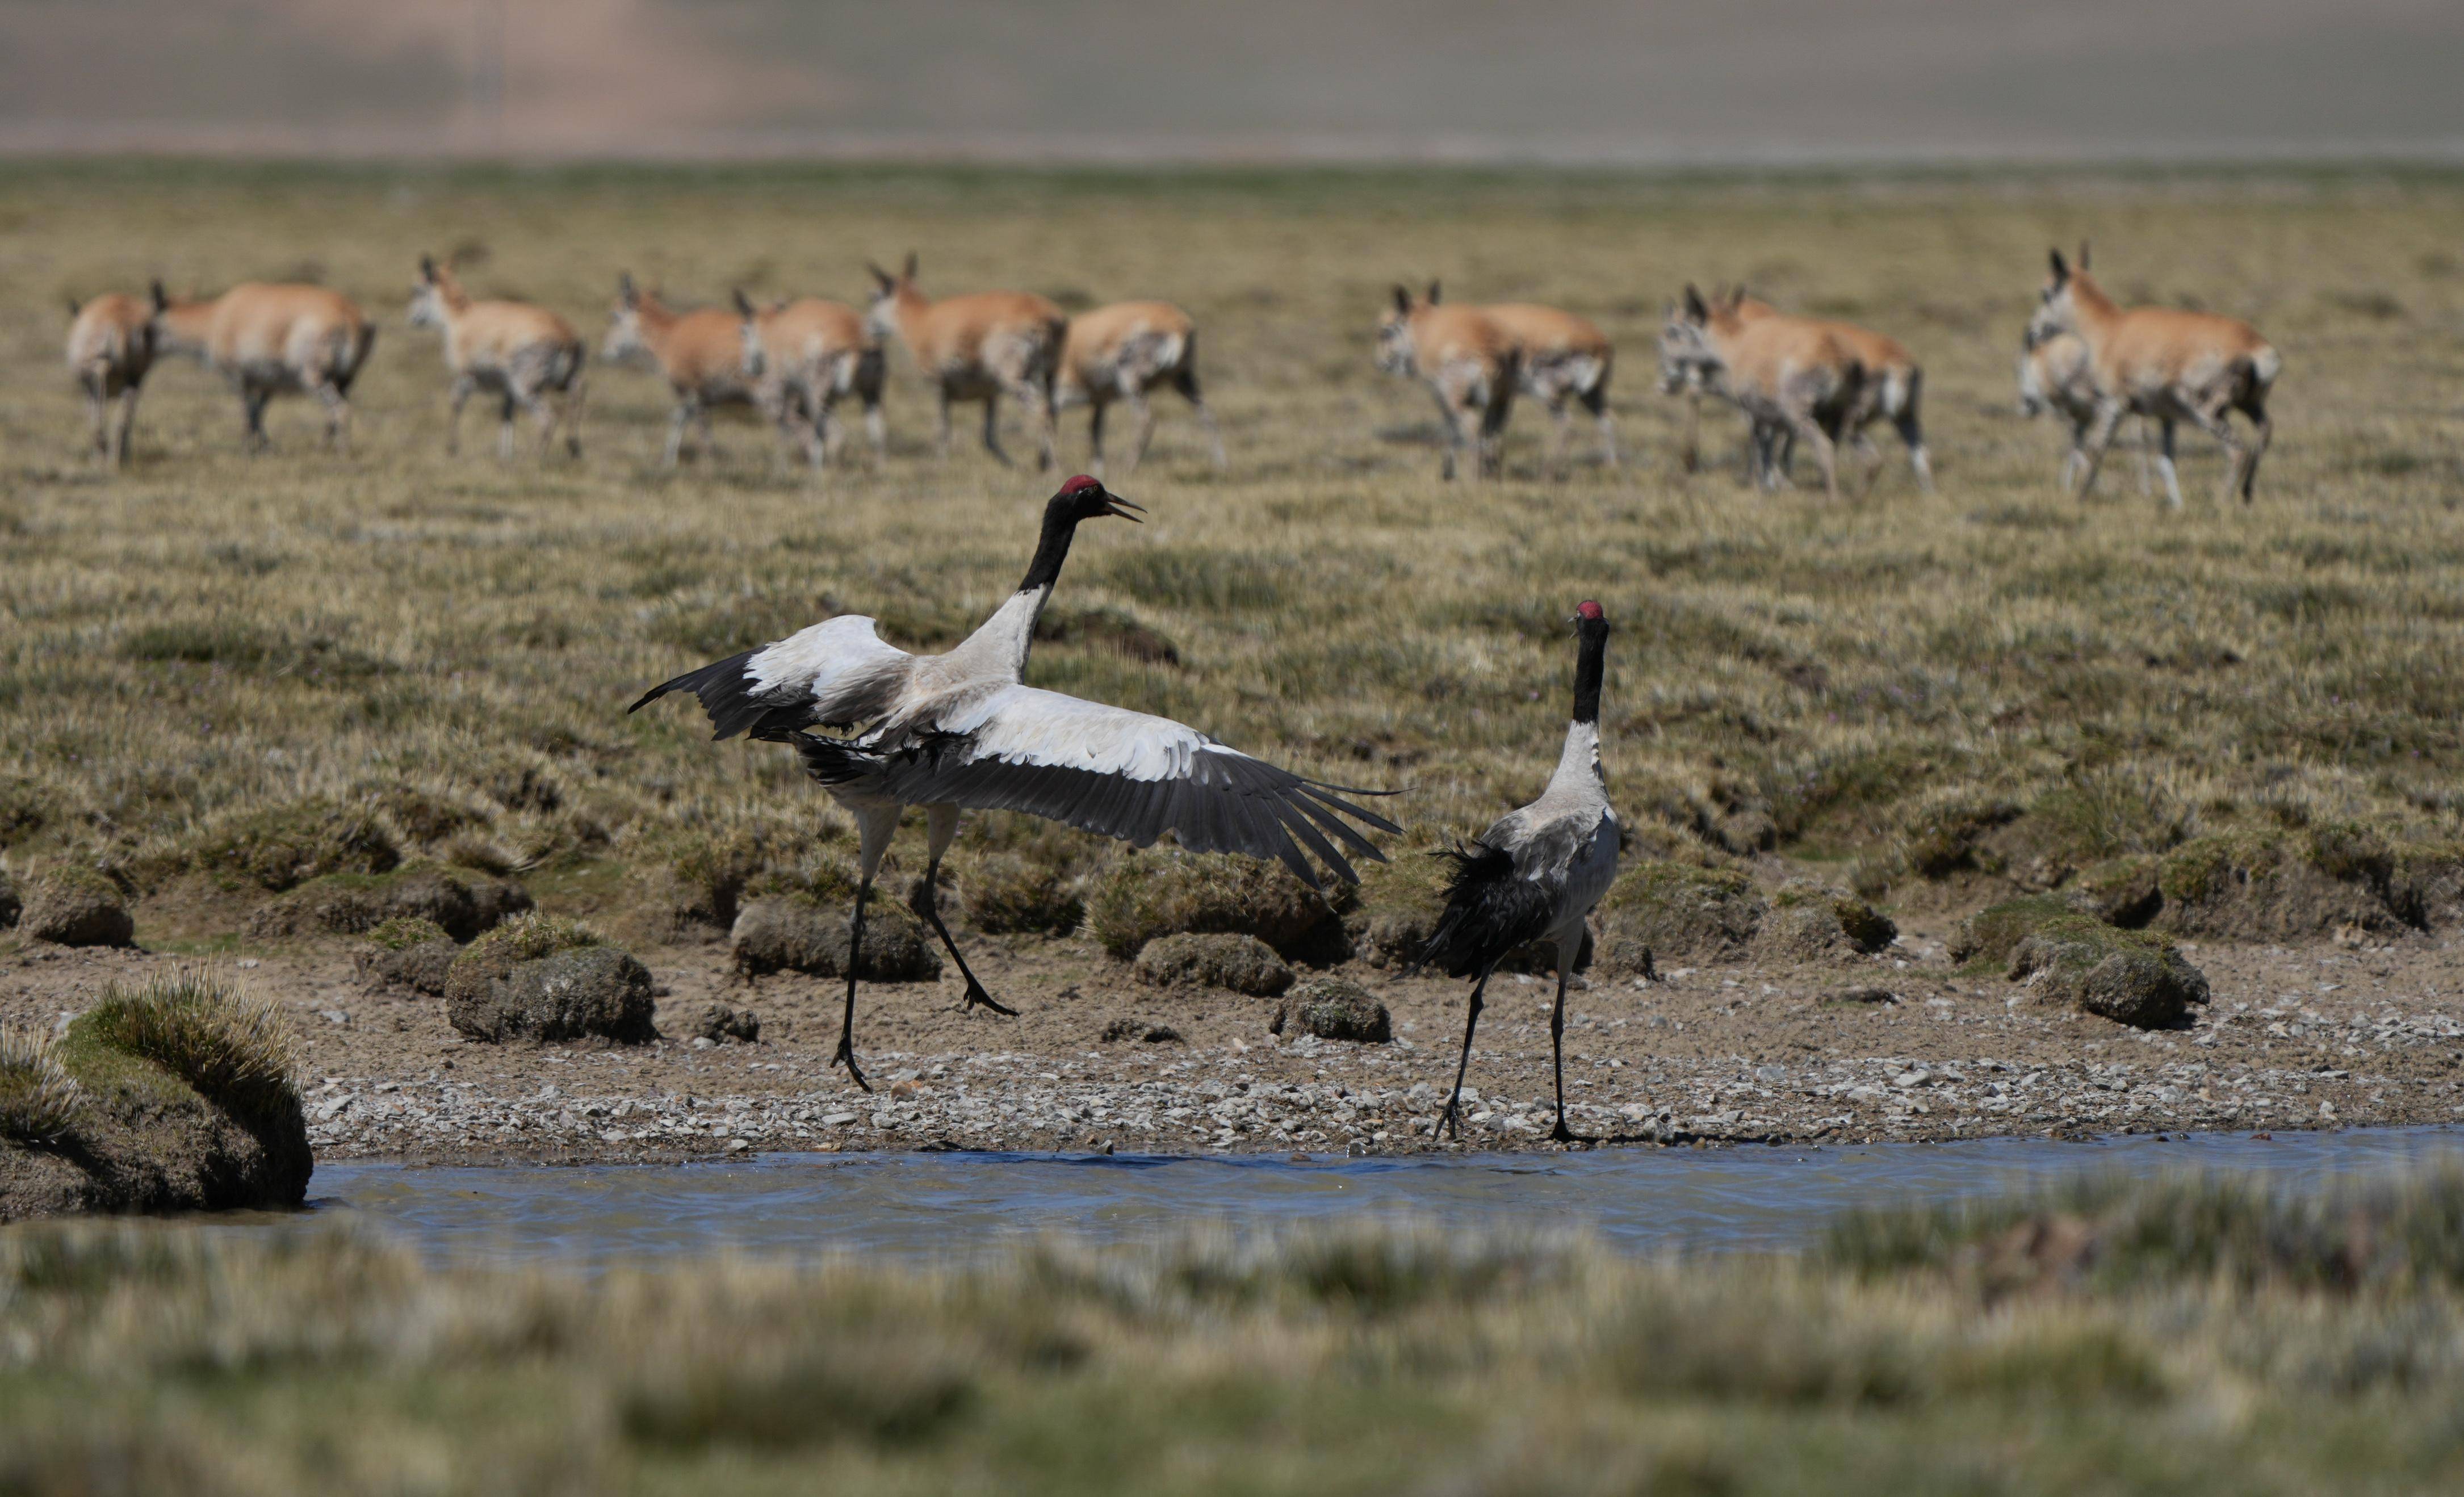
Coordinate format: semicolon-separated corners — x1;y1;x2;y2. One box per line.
1390;283;1412;315
150;279;170;313
732;288;755;318
868;261;895;292
418;253;437;283
65;294;81;318
1721;285;1746;313
1426;280;1441;305
2077;240;2092;271
617;271;638;307
2047;249;2069;287
1682;284;1708;322
900;251;918;282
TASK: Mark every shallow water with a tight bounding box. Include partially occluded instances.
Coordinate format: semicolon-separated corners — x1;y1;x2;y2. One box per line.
255;1125;2464;1268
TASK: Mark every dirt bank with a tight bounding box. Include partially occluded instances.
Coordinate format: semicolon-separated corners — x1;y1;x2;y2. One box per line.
7;910;2461;1165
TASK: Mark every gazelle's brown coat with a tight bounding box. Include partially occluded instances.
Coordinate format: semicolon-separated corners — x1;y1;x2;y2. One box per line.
2026;246;2281;505
1657;286;1862;500
864;254;1066;470
64;292;155;467
1375;284;1519;480
734;292;886;469
1055;300;1224;478
407;255;586;460
1730;296;1930;490
148;280;375;453
2018;330;2153;496
602;275;754;467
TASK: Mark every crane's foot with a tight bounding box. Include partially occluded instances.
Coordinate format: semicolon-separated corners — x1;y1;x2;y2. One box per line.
1548;1118;1593;1146
1430;1100;1462;1143
957;979;1019;1018
833;1038;873;1093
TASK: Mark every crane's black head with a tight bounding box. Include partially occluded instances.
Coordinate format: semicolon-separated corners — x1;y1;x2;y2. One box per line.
1021;477;1143;594
1050;473;1143;525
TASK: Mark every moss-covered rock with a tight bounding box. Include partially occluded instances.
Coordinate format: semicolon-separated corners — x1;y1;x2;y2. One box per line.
19;867;133;948
245;862;531;941
1083;853;1346;962
355;918;459;996
728;896;941;982
1;972;309;1222
2156;830;2399;942
1132;933;1293;996
1272;978;1392;1043
456;946;657;1045
1594;861;1764;974
1348;847;1451;969
442;913;599;1030
962;855;1085;937
690;1004;761;1045
2006;916;2210;1029
1949;895;2080;968
188;799;401;892
1754;882;1897;962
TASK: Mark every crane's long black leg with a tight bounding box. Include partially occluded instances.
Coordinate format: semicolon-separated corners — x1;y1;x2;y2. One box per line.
835;878;873;1092
1547;967;1591;1144
911;869;1017;1016
1432;968;1493;1142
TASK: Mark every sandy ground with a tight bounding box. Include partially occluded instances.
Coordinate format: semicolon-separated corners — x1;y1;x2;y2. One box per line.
8;910;2462;1166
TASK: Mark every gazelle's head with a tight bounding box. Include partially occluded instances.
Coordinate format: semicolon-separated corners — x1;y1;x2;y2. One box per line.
2015;343;2050;418
2026;243;2090;351
405;254;455;332
1657;287;1723;396
1373;281;1438;376
602;272;651;363
863;253;917;342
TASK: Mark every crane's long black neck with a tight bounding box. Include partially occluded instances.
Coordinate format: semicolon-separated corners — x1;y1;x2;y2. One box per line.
1569;620;1608;726
1016;504;1085;596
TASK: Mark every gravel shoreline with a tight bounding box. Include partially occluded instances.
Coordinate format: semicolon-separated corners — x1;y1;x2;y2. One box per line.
9;922;2463;1165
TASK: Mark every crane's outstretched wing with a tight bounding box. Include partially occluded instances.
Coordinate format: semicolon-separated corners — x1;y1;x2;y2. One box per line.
784;685;1400;887
629;615;914;740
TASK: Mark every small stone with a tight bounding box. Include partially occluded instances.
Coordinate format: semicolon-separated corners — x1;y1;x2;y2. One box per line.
691;1003;761;1045
726;1138;751;1154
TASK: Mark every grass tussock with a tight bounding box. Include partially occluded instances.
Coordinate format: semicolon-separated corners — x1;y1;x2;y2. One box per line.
0;1026;82;1143
5;166;2464;947
74;968;299;1133
9;1171;2464;1490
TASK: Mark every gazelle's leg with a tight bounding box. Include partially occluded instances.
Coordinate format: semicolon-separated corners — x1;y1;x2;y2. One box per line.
1121;383;1156;476
694;400;720;461
1087;395;1108;481
314;379;352;454
864;397;887;464
912;804;1016;1016
1544;394;1572;481
934;384;954;460
497;391;518;462
979;392;1014;466
1581;383;1616;469
1892;401;1932;492
662;396;692;467
85;378;110;460
2180;396;2245;505
2072;399;2127;498
2236;399;2272;503
2153;418;2183;510
242;384;273;453
560;373;586;459
114;387;141;467
1176;366;1226;469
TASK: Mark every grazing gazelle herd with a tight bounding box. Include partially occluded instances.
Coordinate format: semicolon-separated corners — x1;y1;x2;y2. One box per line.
65;240;2281;506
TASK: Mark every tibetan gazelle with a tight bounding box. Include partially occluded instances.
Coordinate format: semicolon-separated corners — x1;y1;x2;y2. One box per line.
733;291;887;469
64;292;156;467
1657;286;1862;501
1375;283;1518;481
147;279;376;454
1055;300;1225;479
2026;245;2281;506
406;255;586;460
602;274;756;467
862;254;1066;471
1726;296;1929;492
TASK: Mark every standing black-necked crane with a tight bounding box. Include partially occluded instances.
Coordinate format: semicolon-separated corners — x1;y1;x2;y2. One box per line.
1416;601;1619;1143
631;476;1401;1090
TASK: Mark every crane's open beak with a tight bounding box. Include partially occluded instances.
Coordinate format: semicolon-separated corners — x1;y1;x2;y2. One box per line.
1103;494;1145;522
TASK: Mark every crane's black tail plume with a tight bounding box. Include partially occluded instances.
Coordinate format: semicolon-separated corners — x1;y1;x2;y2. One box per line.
1410;842;1554;980
777;729;882;787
